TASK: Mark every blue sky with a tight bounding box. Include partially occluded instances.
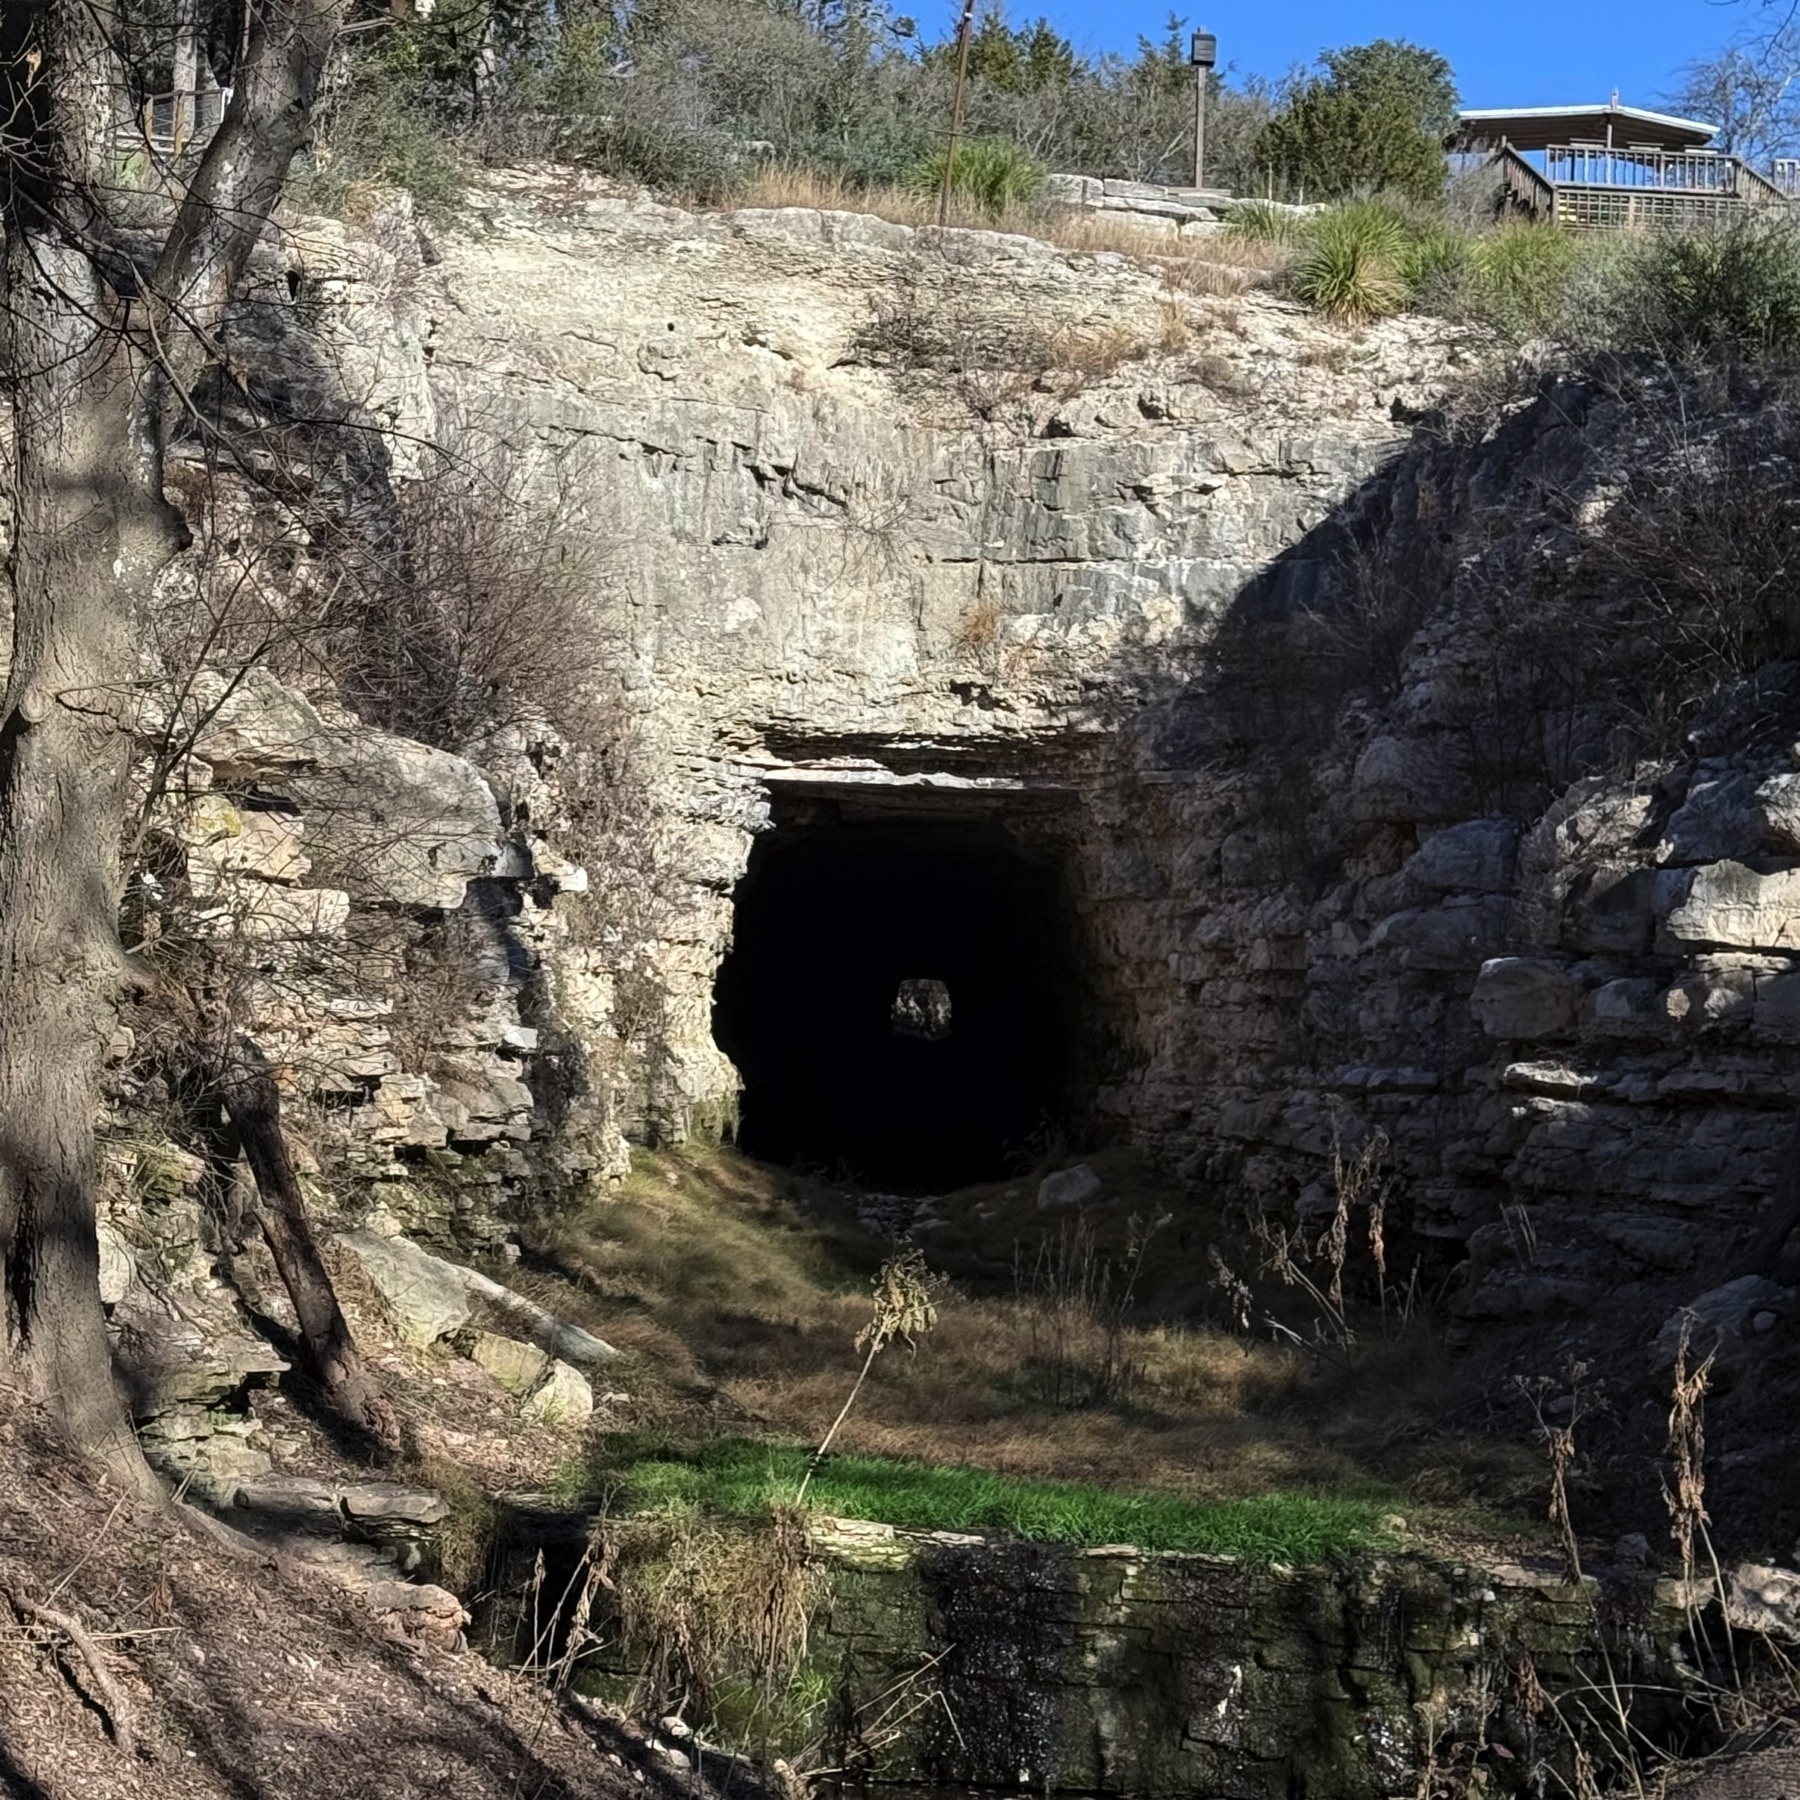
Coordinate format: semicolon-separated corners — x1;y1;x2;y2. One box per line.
1036;0;1747;111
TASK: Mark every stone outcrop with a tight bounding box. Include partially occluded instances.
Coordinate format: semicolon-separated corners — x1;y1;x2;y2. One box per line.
53;173;1800;1559
573;1516;1708;1799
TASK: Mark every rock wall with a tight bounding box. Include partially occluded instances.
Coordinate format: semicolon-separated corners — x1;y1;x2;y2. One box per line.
71;178;1800;1466
569;1518;1704;1798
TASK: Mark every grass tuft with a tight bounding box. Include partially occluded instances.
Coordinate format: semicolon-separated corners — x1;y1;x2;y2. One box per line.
908;136;1046;216
599;1434;1399;1563
1289;201;1410;322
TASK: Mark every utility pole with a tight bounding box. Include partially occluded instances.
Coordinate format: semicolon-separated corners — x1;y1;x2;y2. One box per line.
1189;29;1217;192
938;0;977;228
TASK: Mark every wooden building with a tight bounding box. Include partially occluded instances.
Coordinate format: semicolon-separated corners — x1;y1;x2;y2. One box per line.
1450;102;1788;228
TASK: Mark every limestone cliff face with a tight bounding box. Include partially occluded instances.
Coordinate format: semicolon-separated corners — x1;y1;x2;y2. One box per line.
423;173;1466;1147
414;181;1798;1339
90;177;1800;1396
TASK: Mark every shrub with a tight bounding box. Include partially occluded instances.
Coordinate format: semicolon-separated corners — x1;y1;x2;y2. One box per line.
1624;215;1800;358
1290;201;1410;322
909;135;1045;216
291;45;467;224
1464;224;1584;340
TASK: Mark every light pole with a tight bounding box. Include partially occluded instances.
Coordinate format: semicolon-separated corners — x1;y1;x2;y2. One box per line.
1189;29;1217;192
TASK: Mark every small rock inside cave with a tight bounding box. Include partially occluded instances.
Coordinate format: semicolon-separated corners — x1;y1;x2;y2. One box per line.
713;803;1079;1189
891;977;952;1040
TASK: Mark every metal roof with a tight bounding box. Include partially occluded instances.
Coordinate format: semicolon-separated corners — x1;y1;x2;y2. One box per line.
1452;103;1719;152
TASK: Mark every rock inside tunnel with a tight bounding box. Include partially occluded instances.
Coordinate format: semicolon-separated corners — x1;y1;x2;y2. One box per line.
713;791;1082;1189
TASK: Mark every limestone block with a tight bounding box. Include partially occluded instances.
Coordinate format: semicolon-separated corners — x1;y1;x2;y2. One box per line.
1663;966;1756;1032
341;1482;452;1528
194;884;350;942
1350;735;1466;823
1404;819;1520;894
1758;773;1800;852
1651;1275;1790;1387
176;667;336;776
1752;971;1800;1042
327;736;501;911
95;1220;136;1306
337;1228;474;1345
1038;1164;1102;1209
1371;897;1509;971
1471;958;1581;1040
234;1475;341;1524
1665;861;1800;951
1660;775;1762;866
1570;866;1670;955
1588;978;1665;1040
336;1229;619;1364
463;1328;551;1396
523;1359;595;1424
1726;1564;1800;1641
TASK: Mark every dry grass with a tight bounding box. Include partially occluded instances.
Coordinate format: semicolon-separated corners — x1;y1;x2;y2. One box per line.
510;1144;1545;1535
0;1395;650;1800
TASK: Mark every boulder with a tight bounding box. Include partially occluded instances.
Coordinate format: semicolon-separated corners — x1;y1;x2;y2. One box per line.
363;1579;469;1650
1038;1164;1102;1209
463;1328;551;1396
338;1229;474;1346
523;1359;595;1425
1471;958;1581;1040
1651;1276;1790;1387
336;1229;619;1364
1403;819;1520;894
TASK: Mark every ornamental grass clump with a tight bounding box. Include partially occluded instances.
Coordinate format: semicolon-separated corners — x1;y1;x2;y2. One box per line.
1290;201;1410;322
909;136;1045;216
1222;198;1306;245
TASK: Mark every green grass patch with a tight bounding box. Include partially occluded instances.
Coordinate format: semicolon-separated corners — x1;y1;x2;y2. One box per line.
597;1434;1399;1564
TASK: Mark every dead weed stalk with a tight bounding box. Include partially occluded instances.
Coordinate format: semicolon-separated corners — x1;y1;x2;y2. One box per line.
799;1248;938;1503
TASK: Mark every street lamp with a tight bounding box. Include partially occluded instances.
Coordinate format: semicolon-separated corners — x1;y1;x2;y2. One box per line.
1189;29;1217;192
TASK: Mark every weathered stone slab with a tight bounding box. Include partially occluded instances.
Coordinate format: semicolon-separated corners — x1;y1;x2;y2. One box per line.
1471;957;1581;1040
522;1359;594;1425
463;1328;551;1396
337;1228;619;1364
1665;861;1800;951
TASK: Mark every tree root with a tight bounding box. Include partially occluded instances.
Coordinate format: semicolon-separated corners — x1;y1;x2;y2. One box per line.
10;1591;136;1758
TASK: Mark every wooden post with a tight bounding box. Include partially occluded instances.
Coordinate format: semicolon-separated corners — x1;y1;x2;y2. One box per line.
937;0;976;230
172;0;199;154
1192;60;1206;190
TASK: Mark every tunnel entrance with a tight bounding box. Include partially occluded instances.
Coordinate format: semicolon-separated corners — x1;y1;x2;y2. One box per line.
713;791;1082;1190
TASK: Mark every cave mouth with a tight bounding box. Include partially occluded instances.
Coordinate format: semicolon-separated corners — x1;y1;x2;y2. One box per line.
713;800;1081;1191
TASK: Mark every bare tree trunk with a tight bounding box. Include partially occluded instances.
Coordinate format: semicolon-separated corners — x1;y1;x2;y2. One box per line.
0;120;180;1496
212;1041;395;1444
0;0;349;1484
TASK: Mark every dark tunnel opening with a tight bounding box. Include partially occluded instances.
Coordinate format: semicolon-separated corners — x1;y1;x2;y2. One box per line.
712;797;1083;1191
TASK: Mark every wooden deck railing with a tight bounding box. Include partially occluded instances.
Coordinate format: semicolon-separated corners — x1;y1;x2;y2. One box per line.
1488;142;1794;228
1544;145;1739;193
133;86;232;156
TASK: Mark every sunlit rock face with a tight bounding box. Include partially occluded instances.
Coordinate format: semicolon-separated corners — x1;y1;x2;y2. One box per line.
113;180;1800;1454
